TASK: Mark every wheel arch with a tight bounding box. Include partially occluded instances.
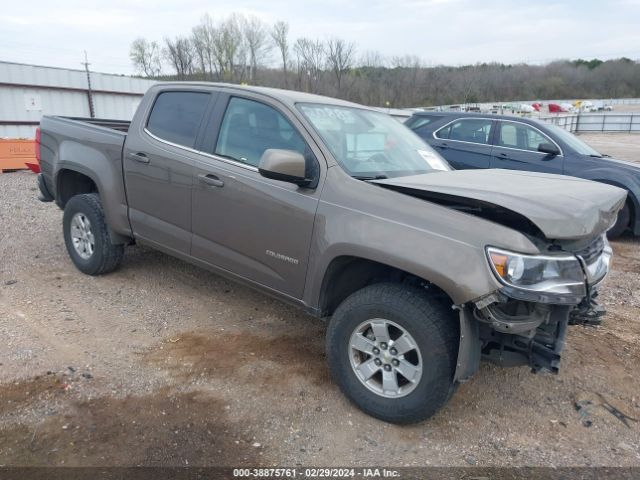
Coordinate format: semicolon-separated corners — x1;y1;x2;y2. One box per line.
55;168;99;208
316;255;455;317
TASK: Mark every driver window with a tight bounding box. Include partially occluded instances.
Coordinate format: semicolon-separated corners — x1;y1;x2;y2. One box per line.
215;97;309;167
499;122;553;152
524;127;551;152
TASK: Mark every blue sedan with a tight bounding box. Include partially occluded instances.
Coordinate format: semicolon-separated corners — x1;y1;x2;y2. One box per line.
406;112;639;238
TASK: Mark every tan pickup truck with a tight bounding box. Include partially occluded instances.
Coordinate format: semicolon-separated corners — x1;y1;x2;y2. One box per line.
37;83;625;423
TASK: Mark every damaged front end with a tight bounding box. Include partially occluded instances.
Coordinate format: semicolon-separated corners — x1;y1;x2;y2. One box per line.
474;298;570;373
369;170;622;381
455;234;613;381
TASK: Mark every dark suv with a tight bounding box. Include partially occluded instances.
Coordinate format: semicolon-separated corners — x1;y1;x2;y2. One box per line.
406;112;639;238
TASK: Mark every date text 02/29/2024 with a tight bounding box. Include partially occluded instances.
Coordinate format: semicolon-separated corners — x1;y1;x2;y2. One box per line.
232;467;401;478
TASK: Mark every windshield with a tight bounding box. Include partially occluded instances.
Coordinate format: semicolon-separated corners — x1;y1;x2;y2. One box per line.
297;103;451;178
545;123;602;156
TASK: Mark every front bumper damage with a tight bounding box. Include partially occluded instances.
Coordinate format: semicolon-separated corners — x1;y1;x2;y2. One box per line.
454;236;612;382
454;300;573;382
474;300;571;373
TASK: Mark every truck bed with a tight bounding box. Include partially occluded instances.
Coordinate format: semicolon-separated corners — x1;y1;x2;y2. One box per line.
39;116;129;183
60;117;131;133
38;115;133;238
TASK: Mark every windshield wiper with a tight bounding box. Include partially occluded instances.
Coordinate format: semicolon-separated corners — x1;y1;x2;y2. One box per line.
352;175;388;180
589;154;603;158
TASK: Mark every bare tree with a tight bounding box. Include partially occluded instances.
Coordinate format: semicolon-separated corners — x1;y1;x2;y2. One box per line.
130;14;640;108
326;38;355;94
293;38;325;93
453;66;478;105
164;36;194;79
242;15;271;82
129;38;162;77
271;21;290;87
191;14;220;80
360;50;386;68
191;25;208;77
213;14;246;82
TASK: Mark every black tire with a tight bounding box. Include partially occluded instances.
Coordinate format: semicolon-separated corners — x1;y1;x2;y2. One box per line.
607;200;631;239
63;193;124;275
326;283;459;424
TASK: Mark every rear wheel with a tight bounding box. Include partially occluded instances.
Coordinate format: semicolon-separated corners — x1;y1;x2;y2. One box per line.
63;193;124;275
607;200;631;239
326;283;459;424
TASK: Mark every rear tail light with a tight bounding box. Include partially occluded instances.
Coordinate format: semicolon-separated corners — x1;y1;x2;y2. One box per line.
35;127;41;162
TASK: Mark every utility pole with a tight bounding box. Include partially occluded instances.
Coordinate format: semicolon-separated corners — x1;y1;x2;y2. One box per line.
82;51;95;118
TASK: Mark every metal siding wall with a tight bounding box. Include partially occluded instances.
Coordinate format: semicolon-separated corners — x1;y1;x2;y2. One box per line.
0;61;155;93
0;61;155;139
0;87;90;122
92;93;142;120
0;125;38;139
90;72;156;94
2;62;89;90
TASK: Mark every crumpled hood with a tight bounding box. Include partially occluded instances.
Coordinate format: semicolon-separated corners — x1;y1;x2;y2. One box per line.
372;169;627;240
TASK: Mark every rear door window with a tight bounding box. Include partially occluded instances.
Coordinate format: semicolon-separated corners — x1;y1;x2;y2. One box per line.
146;91;210;148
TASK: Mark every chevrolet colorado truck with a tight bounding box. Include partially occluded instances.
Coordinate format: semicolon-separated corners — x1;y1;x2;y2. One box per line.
37;83;625;424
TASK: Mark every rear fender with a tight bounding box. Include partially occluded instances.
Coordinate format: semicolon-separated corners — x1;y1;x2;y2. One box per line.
55;140;131;238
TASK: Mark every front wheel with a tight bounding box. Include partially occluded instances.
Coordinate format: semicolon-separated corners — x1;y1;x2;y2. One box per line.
326;283;459;424
63;193;124;275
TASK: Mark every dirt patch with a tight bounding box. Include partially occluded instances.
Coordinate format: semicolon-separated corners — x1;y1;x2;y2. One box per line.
0;374;65;417
0;387;263;467
144;330;330;388
610;238;640;274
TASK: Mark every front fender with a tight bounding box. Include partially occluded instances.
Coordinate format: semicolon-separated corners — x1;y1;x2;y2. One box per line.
303;167;540;309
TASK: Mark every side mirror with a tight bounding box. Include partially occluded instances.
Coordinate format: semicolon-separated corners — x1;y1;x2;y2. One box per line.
258;149;311;187
538;142;560;156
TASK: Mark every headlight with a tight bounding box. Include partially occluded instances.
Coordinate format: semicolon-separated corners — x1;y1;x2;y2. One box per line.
486;247;585;295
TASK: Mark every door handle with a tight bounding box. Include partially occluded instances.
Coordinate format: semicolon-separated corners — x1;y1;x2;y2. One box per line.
198;173;224;188
438;143;449;149
128;152;149;164
497;152;509;160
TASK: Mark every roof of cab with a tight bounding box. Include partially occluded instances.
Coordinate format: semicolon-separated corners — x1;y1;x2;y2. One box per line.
155;82;367;109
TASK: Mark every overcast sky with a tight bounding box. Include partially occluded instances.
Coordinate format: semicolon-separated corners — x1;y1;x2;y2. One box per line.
2;0;640;75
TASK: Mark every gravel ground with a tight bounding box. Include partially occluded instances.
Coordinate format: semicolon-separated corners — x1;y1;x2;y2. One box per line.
1;137;639;467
